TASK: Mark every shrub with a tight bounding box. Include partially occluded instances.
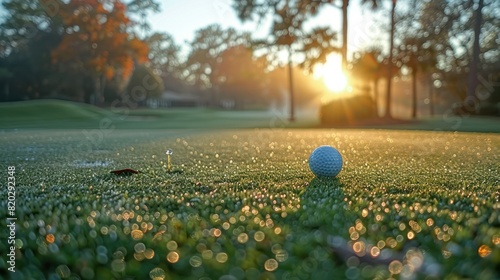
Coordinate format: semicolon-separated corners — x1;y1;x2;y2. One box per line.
320;94;377;125
476;102;499;116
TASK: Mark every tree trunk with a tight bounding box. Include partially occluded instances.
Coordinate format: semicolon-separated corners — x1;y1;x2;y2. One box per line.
288;46;295;122
466;0;483;108
384;0;396;119
94;75;105;106
429;75;434;116
411;66;417;119
4;82;9;101
373;78;379;116
101;75;107;105
341;0;349;71
75;75;85;103
211;84;219;108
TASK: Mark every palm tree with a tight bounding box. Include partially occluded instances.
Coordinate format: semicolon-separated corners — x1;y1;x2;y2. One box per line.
466;0;484;108
384;0;397;119
397;37;437;119
232;0;391;120
331;0;382;71
350;49;384;113
233;0;338;122
273;1;304;121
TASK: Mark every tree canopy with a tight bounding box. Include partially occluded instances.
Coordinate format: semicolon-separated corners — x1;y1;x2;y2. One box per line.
0;0;498;117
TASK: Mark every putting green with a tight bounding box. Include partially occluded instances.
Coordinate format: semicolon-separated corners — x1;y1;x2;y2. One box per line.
1;129;498;279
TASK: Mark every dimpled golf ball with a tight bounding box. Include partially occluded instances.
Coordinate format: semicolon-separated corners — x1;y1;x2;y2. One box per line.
308;145;343;177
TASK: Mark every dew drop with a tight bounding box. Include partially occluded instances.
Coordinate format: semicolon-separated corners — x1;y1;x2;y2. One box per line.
254;231;265;242
134;243;146;253
388;260;403;274
190;256;202;267
167;240;178;251
56;265;71;278
237;233;249;244
144;248;155;259
264;258;279;271
131;229;144;240
149;267;166;280
370;247;380;257
492;235;500;245
167;251;179;263
478;245;492;258
216;252;228;263
111;259;125;272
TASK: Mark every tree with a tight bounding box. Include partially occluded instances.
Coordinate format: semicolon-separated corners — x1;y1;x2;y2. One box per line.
263;62;332;112
406;39;428;119
232;1;285;117
384;0;397;119
298;0;388;116
232;0;379;71
125;0;161;36
300;27;339;72
0;0;63;101
145;32;183;91
52;0;149;106
271;1;303;121
350;49;384;112
232;0;338;121
392;0;499;118
3;30;62;100
0;67;13;101
185;24;252;105
126;64;164;105
212;45;269;108
0;0;61;54
466;0;484;107
394;1;433;118
332;0;382;70
395;35;437;118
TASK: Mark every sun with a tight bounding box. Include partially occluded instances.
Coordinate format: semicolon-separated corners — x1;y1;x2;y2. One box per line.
313;54;349;93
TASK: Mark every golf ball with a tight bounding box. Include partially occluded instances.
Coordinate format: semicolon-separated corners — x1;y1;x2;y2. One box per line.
308;145;343;177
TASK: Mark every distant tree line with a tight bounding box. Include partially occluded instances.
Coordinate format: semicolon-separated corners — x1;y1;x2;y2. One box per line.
0;0;333;111
392;0;500;117
348;0;500;117
233;0;500;118
0;0;499;117
0;0;153;105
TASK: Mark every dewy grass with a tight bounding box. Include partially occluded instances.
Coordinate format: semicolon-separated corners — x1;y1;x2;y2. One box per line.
0;129;498;279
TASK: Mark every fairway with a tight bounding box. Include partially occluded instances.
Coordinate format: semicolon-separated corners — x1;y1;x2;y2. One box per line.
1;129;499;279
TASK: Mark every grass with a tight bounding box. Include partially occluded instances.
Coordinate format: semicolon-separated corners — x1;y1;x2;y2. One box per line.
0;100;303;129
374;116;500;133
0;128;499;279
2;99;500;132
0;99;116;128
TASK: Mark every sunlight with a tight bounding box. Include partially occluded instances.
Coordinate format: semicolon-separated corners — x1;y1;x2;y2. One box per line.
314;54;349;93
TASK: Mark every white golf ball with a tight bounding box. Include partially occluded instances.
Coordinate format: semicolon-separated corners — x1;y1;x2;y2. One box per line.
308;145;343;177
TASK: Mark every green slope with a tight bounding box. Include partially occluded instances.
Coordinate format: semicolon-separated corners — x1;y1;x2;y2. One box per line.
0;99;118;128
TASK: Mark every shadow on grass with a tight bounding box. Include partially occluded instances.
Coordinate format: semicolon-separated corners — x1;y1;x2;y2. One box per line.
285;177;435;279
279;177;354;279
298;177;351;230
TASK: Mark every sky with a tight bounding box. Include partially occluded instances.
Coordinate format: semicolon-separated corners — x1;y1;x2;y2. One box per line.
147;0;390;58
